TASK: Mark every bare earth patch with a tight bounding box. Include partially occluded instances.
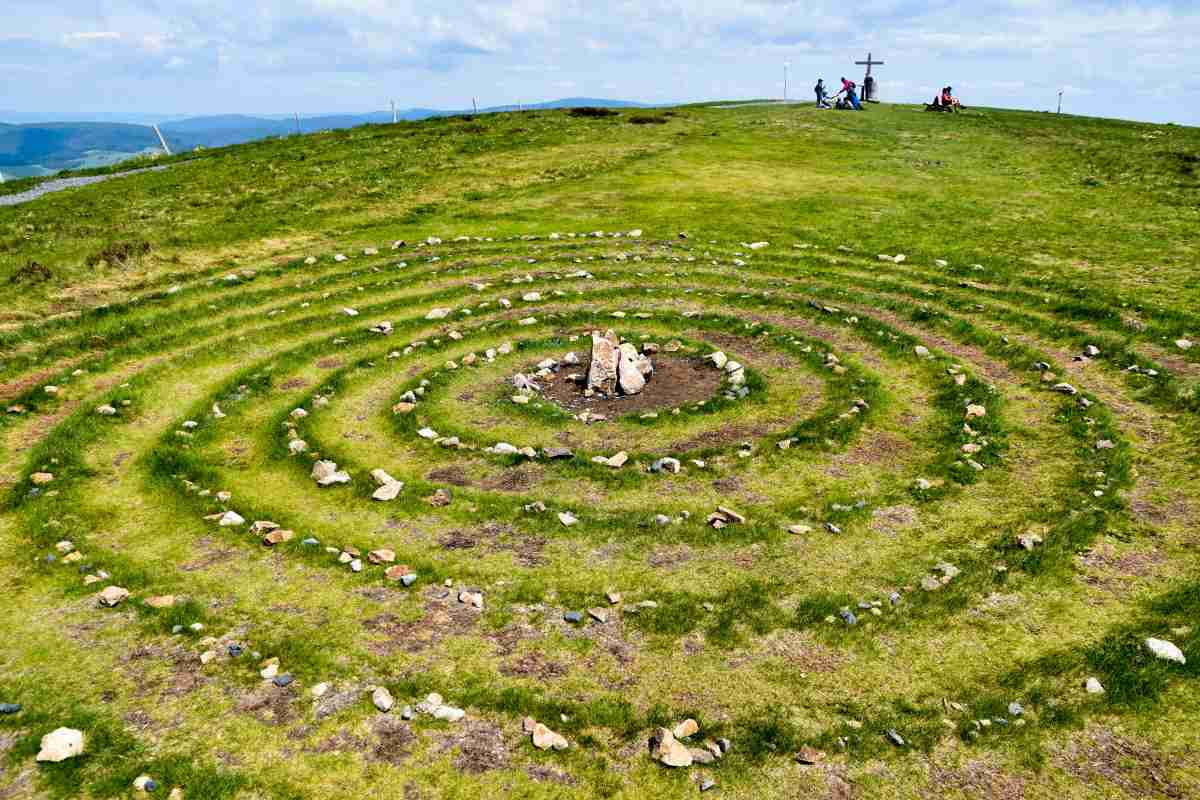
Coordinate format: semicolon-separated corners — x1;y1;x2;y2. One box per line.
538;354;723;416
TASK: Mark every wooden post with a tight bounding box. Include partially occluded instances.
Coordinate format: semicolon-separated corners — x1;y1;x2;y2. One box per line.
153;124;171;156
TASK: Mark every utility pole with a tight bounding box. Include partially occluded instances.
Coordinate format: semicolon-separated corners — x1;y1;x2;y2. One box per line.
472;98;478;114
295;112;301;135
1057;90;1063;114
152;124;171;156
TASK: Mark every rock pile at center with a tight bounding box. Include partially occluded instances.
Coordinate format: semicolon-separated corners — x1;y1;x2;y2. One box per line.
587;329;653;397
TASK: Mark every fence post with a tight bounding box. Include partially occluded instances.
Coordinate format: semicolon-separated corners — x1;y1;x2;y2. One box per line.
152;124;171;156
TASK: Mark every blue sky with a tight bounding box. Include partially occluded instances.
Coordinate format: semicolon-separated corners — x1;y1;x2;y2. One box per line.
3;1;1197;125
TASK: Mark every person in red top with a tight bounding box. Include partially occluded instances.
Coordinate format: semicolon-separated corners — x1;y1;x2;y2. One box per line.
941;86;962;110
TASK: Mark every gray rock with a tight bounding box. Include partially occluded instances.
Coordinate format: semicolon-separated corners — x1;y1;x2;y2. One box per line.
587;330;621;395
886;729;906;747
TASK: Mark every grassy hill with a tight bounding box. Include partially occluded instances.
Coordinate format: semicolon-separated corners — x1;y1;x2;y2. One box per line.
0;103;1198;800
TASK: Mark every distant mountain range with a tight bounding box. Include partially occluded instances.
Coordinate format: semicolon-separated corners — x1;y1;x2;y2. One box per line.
0;98;651;178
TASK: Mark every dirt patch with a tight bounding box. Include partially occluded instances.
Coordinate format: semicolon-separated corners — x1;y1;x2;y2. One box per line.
306;727;370;755
278;377;310;391
526;764;576;785
362;587;480;655
85;240;151;268
178;538;238;572
124;642;207;699
676;421;781;453
537;354;723;416
235;684;299;726
926;757;1026;800
482;465;544;492
1053;725;1184;797
372;717;416;766
437;719;510;774
648;545;693;568
427;465;472;486
1077;543;1166;591
831;429;913;472
1129;485;1192;527
440;530;478;549
500;651;569;680
316;357;344;369
730;629;846;673
693;330;796;369
870;505;919;535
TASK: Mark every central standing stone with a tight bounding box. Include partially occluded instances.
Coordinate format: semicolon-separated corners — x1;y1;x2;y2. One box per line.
587;330;621;395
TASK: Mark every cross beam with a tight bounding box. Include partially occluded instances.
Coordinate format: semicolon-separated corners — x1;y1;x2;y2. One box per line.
855;52;884;76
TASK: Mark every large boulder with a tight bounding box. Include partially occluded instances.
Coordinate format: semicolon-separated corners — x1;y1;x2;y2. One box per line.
588;330;621;395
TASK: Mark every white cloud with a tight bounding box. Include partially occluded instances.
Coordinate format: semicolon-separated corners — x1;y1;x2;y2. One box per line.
64;31;122;42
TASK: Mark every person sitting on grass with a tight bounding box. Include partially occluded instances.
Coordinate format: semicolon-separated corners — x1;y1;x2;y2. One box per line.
814;78;832;109
941;86;963;110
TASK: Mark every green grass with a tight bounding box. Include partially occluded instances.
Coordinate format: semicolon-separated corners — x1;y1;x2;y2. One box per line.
0;101;1198;799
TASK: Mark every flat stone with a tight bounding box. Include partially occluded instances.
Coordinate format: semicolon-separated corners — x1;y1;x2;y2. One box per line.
97;585;130;607
650;727;693;767
145;595;176;609
1085;677;1106;694
432;705;466;722
36;727;84;762
1145;637;1186;664
674;718;699;739
795;745;825;765
372;481;403;501
532;722;570;750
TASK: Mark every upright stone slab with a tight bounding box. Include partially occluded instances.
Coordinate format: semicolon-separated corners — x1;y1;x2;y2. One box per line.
588;330;620;395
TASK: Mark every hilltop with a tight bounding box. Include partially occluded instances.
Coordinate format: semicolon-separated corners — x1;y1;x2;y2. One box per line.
0;102;1198;800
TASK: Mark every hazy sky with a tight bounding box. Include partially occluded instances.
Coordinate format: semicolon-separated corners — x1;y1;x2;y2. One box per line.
3;1;1197;125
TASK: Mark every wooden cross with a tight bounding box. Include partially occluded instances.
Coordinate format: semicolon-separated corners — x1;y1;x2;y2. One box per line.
855;52;884;77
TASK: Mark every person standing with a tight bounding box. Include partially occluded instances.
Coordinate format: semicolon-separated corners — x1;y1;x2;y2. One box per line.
814;79;831;109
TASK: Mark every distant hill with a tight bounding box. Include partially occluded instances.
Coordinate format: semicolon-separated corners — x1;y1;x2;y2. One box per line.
0;121;161;178
0;99;653;178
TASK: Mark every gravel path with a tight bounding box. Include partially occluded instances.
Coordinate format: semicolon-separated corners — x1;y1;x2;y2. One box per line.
0;165;171;208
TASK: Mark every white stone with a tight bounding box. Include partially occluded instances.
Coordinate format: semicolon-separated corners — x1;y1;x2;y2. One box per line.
36;728;84;762
373;686;394;712
1145;637;1186;664
425;307;452;320
372;481;403;501
218;511;245;526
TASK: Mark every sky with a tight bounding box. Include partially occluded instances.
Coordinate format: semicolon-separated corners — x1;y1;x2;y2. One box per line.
2;1;1198;126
